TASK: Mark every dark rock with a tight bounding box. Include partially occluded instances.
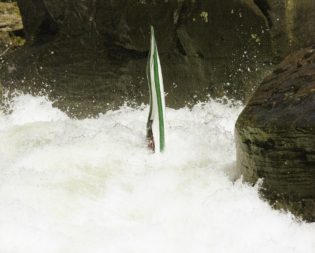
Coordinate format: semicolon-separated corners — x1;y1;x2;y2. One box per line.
1;0;315;117
1;0;273;117
235;46;315;222
267;0;315;59
244;0;315;59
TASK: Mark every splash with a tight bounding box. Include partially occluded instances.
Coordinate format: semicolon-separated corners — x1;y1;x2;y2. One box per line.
0;94;314;253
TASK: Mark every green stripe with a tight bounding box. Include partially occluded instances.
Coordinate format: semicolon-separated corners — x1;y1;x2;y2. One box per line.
153;44;165;152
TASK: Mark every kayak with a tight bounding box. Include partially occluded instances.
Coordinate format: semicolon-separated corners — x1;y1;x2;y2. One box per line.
146;26;166;153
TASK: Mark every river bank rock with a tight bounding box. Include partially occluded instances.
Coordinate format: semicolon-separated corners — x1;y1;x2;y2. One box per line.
1;0;315;117
1;0;273;117
235;46;315;222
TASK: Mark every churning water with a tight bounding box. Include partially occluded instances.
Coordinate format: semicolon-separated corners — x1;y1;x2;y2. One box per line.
0;94;314;253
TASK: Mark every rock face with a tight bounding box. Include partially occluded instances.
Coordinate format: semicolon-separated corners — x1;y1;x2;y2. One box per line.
235;46;315;221
1;0;315;117
267;0;315;59
0;2;24;52
1;0;273;116
0;1;24;100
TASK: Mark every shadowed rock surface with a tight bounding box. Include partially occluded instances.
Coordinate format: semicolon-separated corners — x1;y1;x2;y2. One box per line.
1;0;273;117
235;46;315;222
267;0;315;59
1;0;315;117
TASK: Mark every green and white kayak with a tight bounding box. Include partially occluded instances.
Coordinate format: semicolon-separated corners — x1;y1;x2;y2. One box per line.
146;26;166;153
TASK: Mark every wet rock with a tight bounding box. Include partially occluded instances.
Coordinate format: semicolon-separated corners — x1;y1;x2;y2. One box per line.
267;0;315;59
235;46;315;222
1;0;272;117
244;0;315;59
2;0;315;117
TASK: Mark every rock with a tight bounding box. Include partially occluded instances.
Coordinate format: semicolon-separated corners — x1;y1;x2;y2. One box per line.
244;0;315;59
235;46;315;222
1;0;273;117
0;2;24;54
2;0;315;117
267;0;315;59
0;2;22;31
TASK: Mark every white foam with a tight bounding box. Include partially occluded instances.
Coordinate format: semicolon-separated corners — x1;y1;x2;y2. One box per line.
0;94;314;253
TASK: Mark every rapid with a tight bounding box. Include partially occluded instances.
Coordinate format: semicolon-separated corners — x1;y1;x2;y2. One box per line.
0;94;314;253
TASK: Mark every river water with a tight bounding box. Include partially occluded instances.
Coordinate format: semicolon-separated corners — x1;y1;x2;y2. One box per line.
0;94;314;253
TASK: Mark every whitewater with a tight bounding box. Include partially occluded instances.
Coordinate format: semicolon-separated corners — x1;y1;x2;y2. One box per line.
0;94;314;253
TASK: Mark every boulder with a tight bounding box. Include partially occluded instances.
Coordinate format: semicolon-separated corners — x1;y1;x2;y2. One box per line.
1;0;273;117
235;46;315;222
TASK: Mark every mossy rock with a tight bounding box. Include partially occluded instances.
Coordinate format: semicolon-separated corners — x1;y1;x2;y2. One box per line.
0;2;24;54
0;2;23;32
235;46;315;222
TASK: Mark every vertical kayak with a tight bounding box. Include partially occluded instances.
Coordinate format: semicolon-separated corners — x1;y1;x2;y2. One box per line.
146;26;166;153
